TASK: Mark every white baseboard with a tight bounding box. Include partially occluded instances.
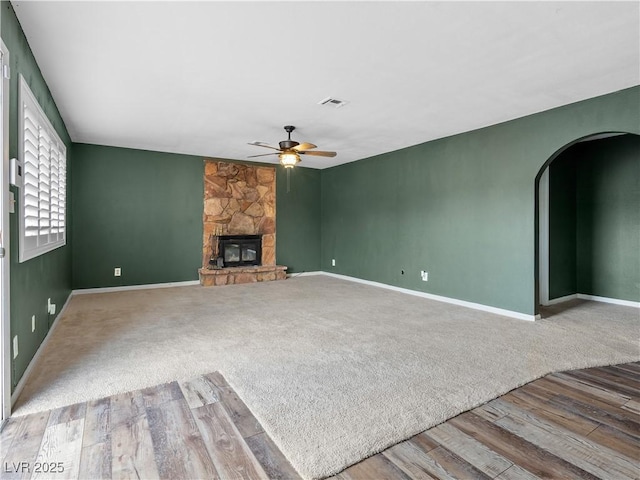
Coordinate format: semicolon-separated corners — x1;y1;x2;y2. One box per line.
287;271;323;278
318;272;539;322
543;292;639;308
11;293;73;406
577;294;640;308
543;294;579;306
72;280;200;295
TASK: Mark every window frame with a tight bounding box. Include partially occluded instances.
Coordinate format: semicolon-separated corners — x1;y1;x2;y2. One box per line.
18;75;67;263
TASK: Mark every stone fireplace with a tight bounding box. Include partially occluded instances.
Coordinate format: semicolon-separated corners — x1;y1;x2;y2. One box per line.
198;160;287;286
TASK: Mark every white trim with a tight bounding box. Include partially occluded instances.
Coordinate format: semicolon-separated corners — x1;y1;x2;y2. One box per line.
18;75;67;263
11;293;73;406
72;280;200;295
1;40;11;424
533;292;639;309
577;294;640;309
538;166;550;306
287;271;323;278
318;272;539;321
545;294;578;305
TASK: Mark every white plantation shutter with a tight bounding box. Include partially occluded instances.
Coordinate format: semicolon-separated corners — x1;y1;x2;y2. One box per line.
23;104;40;246
19;76;67;262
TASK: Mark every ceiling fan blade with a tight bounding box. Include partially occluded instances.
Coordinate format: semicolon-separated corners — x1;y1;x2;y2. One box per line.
248;142;281;151
299;150;337;157
292;142;317;151
247;152;279;158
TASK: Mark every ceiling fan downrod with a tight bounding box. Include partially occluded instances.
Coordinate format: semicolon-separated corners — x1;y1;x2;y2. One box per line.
280;125;299;150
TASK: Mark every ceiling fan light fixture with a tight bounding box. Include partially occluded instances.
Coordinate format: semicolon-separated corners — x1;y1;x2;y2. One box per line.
249;125;336;167
279;152;300;168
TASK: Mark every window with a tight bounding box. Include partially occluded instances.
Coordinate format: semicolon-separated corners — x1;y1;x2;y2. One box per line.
18;76;66;262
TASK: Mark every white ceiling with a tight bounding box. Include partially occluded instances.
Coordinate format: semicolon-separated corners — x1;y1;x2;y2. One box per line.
11;1;640;169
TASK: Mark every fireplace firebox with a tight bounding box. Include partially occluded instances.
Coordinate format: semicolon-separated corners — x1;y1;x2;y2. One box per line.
218;235;261;267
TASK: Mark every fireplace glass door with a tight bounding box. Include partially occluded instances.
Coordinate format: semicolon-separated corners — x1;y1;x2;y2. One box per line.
224;244;241;264
220;235;261;267
242;245;257;263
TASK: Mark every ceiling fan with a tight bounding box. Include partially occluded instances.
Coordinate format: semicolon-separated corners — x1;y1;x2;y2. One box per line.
248;125;336;168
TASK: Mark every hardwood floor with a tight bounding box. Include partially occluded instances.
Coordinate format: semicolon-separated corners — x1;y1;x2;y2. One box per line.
1;364;638;480
1;372;299;480
332;363;640;480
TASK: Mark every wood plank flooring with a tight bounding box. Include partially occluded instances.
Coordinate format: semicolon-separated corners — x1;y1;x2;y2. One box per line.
1;363;638;480
1;373;298;480
332;363;640;480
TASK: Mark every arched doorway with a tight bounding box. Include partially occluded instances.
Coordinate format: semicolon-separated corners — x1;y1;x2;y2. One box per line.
535;132;639;314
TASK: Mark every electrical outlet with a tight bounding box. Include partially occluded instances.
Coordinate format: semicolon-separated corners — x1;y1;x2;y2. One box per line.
421;270;429;282
32;315;36;332
114;267;121;277
332;259;336;267
13;336;18;359
47;298;56;315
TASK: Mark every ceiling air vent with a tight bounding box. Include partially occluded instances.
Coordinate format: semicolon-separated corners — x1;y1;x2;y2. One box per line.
318;97;349;109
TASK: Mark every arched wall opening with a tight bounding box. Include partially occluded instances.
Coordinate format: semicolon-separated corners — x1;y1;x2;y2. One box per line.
535;132;640;314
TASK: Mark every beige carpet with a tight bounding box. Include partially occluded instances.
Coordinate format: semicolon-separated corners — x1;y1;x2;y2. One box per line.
13;276;640;479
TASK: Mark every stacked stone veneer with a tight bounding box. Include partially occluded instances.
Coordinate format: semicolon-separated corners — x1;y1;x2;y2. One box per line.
199;160;286;286
199;265;287;286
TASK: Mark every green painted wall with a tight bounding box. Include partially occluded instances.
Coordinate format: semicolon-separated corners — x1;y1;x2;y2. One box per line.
276;167;321;273
1;0;637;389
2;1;72;388
71;144;203;288
549;148;577;299
576;135;640;301
71;146;322;288
548;134;640;302
321;87;640;315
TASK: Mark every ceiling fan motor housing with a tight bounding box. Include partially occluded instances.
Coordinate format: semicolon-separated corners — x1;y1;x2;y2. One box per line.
279;139;299;150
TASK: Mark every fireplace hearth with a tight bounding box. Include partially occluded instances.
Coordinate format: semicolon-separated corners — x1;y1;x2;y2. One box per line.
217;235;262;267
